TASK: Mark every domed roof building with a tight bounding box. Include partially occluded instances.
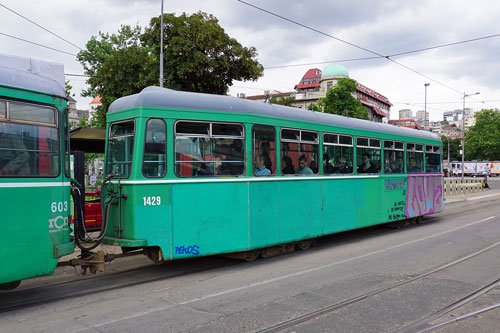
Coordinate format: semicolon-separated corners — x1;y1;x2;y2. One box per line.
321;63;349;79
292;64;392;123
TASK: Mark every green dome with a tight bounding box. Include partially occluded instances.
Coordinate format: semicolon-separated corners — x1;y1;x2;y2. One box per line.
321;64;349;78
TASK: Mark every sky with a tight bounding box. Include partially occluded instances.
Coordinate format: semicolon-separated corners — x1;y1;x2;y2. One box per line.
1;0;500;121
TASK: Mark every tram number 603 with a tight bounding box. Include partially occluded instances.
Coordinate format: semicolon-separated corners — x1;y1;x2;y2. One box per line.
51;201;68;213
143;196;161;206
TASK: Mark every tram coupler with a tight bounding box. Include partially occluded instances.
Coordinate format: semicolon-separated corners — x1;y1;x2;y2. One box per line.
68;251;107;275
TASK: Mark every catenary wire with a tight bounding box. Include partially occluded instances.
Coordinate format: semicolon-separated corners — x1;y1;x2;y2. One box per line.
0;3;83;50
237;0;495;108
0;32;77;56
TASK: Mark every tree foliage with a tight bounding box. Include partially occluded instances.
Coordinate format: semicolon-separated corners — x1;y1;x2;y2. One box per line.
441;136;461;161
465;109;500;160
269;94;295;106
320;78;369;119
65;80;75;98
77;12;264;128
142;12;263;94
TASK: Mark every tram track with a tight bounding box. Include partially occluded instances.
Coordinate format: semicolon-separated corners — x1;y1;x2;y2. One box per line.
1;199;497;317
0;257;244;314
397;278;500;332
257;237;500;333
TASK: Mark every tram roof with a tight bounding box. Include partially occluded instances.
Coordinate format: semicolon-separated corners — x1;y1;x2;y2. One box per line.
0;54;66;98
109;86;440;141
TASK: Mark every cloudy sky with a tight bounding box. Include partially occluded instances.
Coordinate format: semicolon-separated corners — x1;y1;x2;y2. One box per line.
2;0;500;120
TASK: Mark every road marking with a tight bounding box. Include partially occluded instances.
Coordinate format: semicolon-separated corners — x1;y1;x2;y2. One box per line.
72;215;497;332
468;193;500;201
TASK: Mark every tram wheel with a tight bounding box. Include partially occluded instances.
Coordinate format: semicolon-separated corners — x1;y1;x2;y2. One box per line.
244;250;260;262
296;239;313;250
0;280;21;290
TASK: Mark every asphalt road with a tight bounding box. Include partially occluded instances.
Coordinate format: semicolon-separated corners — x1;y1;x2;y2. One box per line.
1;191;500;332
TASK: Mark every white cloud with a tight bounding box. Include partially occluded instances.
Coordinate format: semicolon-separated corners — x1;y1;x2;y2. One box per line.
1;0;499;119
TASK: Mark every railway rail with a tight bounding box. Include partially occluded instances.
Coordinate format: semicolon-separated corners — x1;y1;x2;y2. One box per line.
0;256;243;313
257;237;500;333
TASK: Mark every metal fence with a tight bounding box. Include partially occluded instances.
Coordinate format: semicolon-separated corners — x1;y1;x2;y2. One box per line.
444;177;488;196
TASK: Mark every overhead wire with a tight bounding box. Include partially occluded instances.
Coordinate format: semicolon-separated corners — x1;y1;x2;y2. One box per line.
0;3;83;51
0;32;78;56
237;0;497;108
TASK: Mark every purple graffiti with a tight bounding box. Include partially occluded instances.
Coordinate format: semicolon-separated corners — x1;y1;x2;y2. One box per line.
405;174;444;218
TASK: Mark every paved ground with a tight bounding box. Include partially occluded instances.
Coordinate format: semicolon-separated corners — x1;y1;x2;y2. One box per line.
2;185;500;332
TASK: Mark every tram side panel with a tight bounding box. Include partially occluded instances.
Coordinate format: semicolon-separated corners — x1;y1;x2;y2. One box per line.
278;179;322;243
170;182;249;259
248;181;280;249
322;178;357;234
0;185;70;284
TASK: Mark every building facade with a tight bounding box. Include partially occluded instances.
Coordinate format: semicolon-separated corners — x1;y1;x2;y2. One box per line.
292;64;391;123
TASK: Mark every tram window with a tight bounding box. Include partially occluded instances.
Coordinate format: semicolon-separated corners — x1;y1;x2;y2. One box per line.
106;120;135;178
0;120;59;177
323;133;353;174
176;121;209;136
212;123;243;137
406;142;424;173
280;128;318;175
356;137;381;174
9;101;56;125
174;121;245;177
252;125;275;176
425;145;441;173
142;119;166;178
383;140;404;174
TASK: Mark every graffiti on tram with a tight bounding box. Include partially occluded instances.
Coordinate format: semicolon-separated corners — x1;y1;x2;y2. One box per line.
405;175;443;218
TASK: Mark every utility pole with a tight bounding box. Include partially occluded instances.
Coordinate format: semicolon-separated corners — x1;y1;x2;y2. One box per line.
424;83;430;130
159;0;164;87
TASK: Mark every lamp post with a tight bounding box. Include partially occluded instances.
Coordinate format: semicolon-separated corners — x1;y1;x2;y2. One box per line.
424;83;430;130
461;91;480;180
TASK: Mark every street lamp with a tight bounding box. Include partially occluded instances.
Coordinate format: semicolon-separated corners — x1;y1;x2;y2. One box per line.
461;91;480;180
424;83;430;130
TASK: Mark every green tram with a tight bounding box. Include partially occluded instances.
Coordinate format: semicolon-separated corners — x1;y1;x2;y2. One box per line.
0;55;74;289
102;87;444;261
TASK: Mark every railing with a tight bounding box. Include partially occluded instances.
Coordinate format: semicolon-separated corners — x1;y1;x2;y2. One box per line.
444;177;488;196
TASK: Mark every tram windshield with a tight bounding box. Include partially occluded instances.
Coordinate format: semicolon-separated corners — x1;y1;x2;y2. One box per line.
106;120;135;178
0;100;59;177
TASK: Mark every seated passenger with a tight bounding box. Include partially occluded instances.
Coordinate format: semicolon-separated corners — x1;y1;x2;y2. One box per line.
281;156;294;175
357;153;378;173
309;160;318;174
254;154;271;176
323;153;335;174
386;161;402;174
295;155;313;175
334;156;351;174
261;141;273;172
192;162;212;176
407;157;420;173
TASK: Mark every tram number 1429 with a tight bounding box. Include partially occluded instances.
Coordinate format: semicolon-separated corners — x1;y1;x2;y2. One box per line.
143;196;161;206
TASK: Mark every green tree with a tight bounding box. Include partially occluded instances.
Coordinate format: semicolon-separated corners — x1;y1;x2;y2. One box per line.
322;78;369;119
77;12;263;128
465;109;500;160
270;94;295;106
441;136;461;161
141;12;263;94
65;80;75;98
77;25;155;128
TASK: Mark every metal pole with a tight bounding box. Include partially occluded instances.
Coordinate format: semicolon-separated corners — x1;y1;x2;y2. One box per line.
424;83;429;130
159;0;164;88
